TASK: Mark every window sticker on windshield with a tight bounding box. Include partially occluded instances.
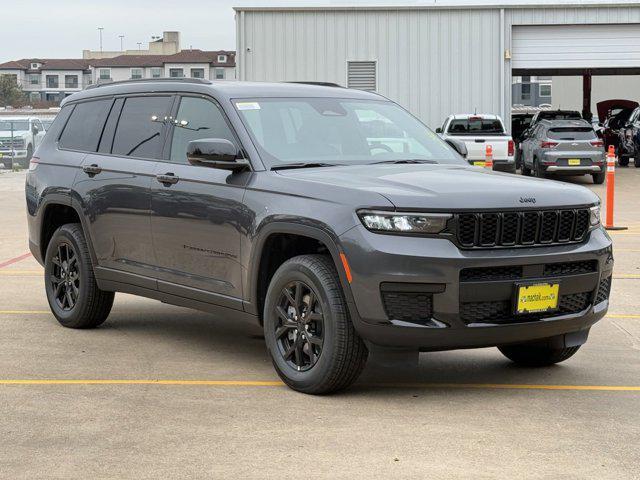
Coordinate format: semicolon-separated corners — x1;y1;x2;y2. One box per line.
236;102;261;111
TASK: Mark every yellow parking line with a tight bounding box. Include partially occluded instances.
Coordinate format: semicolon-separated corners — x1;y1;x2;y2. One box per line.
0;310;50;314
0;379;638;391
613;274;640;279
0;270;42;276
607;314;640;319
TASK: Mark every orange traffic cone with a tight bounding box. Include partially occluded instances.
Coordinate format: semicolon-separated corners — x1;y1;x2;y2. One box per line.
485;144;493;169
604;145;627;231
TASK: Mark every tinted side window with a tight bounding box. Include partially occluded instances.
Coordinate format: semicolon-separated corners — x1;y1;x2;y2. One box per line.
112;96;172;158
169;96;237;164
58;99;112;152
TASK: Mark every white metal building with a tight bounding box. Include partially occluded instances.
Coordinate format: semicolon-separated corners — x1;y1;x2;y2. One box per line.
235;1;640;130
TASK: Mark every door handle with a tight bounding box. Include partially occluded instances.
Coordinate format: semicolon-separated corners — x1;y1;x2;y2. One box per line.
82;164;102;176
156;173;179;185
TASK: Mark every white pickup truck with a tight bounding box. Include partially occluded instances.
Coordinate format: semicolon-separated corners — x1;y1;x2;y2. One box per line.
436;114;515;173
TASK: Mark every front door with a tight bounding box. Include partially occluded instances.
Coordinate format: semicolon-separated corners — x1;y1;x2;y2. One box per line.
150;95;249;308
73;95;174;280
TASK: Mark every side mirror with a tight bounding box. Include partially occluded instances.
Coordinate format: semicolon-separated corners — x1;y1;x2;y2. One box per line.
32;125;39;134
445;138;467;158
435;127;442;134
187;138;249;171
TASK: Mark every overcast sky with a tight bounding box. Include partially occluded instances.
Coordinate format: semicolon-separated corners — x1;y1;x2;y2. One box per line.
1;0;629;62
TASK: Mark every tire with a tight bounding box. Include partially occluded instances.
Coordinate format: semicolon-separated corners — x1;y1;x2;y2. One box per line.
26;144;33;162
44;223;114;329
534;158;545;178
635;156;640;168
592;171;605;184
619;155;629;167
498;344;581;367
521;159;531;176
263;254;368;394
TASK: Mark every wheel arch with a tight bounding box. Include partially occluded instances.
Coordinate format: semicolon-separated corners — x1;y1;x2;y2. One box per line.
246;222;355;323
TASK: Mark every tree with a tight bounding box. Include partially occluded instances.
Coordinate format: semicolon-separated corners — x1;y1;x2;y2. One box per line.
0;75;25;106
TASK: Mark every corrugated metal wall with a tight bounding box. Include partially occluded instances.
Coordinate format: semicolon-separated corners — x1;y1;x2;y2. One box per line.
237;9;502;129
236;5;640;129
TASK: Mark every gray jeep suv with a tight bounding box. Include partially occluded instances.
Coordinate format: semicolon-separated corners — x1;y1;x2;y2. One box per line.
26;79;613;394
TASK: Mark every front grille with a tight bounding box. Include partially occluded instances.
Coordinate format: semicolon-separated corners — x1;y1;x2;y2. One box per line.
382;291;433;324
0;137;25;149
460;266;523;282
543;260;598;277
455;208;591;248
460;291;591;324
595;276;612;304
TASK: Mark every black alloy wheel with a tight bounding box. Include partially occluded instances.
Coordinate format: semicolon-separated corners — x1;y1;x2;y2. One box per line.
274;280;324;372
50;242;80;311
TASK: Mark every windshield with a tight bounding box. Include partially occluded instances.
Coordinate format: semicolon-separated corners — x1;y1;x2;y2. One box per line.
447;118;504;135
234;98;463;167
0;120;29;131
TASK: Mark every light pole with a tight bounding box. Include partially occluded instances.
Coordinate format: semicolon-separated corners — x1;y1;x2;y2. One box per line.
119;35;124;51
98;27;104;52
137;42;142;51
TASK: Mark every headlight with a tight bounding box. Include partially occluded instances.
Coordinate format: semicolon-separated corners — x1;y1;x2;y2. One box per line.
359;211;451;234
589;205;600;226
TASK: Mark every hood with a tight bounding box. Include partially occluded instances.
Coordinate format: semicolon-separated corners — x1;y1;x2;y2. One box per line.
276;164;599;210
597;99;639;121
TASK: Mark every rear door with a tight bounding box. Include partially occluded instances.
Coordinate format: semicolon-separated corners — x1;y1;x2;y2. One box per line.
150;94;248;308
73;94;174;283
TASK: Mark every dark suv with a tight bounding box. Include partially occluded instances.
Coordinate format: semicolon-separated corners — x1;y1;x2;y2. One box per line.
26;79;613;394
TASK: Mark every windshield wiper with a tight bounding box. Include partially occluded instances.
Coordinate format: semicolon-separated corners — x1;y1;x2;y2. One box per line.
271;162;342;171
370;159;438;165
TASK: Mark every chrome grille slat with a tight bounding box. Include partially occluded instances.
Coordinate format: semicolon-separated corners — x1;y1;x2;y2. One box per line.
454;208;591;248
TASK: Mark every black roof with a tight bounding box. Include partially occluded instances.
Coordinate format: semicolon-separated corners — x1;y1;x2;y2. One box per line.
61;79;381;106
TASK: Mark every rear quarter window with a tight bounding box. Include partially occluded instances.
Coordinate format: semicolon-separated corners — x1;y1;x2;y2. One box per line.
58;99;112;152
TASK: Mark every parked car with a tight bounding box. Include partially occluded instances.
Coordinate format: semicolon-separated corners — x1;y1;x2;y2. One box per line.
436;114;515;172
0;116;46;168
616;105;640;167
596;99;639;162
26;79;612;394
511;111;535;169
520;119;605;183
529;109;582;126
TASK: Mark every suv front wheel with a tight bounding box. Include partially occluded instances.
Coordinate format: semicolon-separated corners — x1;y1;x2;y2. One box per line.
44;223;114;328
263;254;368;394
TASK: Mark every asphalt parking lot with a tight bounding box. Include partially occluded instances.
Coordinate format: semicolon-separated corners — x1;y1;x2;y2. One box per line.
0;168;639;479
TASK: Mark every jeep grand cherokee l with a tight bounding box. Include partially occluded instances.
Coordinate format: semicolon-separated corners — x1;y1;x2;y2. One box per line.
26;79;613;394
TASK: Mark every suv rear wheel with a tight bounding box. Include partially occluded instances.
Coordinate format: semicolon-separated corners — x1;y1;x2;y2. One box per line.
263;254;368;394
498;344;580;367
619;155;629;167
592;171;605;184
44;223;114;328
534;158;546;178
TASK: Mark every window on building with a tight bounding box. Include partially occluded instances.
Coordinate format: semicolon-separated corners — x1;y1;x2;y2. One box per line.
539;84;552;97
214;68;225;80
29;74;40;85
31;63;40;69
46;75;59;88
99;69;111;80
169;68;184;78
59;99;112;151
150;67;162;78
347;61;376;91
169;96;236;163
521;83;531;101
217;55;227;63
130;68;143;79
190;68;205;79
65;75;78;88
111;96;172;158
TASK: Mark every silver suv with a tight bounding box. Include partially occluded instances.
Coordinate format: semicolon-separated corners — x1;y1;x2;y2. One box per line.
520;119;606;184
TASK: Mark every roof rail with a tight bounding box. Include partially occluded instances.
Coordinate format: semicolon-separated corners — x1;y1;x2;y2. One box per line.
286;81;343;88
85;77;212;90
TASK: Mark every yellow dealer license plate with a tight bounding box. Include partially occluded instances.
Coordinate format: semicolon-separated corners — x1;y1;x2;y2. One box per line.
568;158;581;166
473;161;486;167
516;283;560;315
0;153;3;158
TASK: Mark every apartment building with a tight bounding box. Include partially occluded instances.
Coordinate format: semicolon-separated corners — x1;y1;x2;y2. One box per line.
0;50;236;104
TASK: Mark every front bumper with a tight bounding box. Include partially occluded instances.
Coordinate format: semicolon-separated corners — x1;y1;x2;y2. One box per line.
339;225;612;350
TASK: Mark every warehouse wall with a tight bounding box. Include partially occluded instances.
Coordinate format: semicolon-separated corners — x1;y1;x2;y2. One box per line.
236;8;503;129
